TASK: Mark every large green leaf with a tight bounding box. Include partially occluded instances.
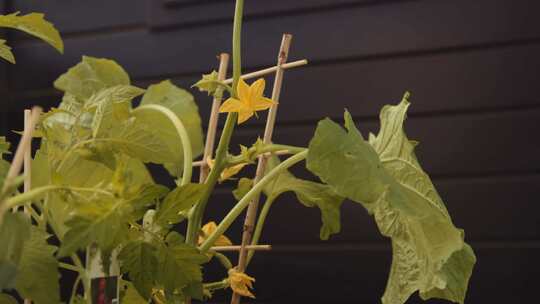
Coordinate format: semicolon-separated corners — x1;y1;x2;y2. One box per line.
0;213;30;290
119;240;158;299
262;156;344;240
15;227;60;304
121;281;148;304
0;40;14;64
306;102;475;304
154;183;206;228
137;80;204;176
0;12;63;53
54;56;130;102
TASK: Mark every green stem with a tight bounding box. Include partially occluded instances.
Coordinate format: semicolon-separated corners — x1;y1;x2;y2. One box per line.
246;195;277;265
59;262;84;273
199;150;307;252
227;144;306;165
213;251;233;270
132;104;193;186
2;185;113;210
185;0;244;245
204;279;229;291
69;274;82;304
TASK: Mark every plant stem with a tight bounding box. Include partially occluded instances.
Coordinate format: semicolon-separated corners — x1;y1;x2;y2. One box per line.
199;150;307;252
246;195;276;265
69;275;82;304
227;144;306;165
59;262;84;273
185;0;244;245
213;251;233;270
132;104;193;186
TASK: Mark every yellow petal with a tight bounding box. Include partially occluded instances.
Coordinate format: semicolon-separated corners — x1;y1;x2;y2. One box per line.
199;221;233;246
237;108;254;124
219;98;243;113
248;78;266;102
220;163;247;181
228;269;256;299
252;97;276;111
237;77;250;102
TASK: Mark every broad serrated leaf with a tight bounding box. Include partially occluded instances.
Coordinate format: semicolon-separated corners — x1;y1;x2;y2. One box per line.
15;227;60;304
58;198;128;257
154;183;206;227
0;137;9;156
0;12;63;53
156;243;207;296
306;104;475;304
0;40;14;64
54;56;130;102
0;213;31;290
138;80;204;176
263;156;344;240
118;241;158;299
82;117;175;164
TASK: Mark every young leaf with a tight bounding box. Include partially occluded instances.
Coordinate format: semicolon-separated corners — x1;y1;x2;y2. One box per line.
0;12;63;53
137;80;204;176
306;104;476;304
15;227;60;304
192;70;219;95
0;213;31;290
0;40;14;64
54;56;130;102
118;240;158;299
154;183;206;228
263;156;344;240
232;177;253;201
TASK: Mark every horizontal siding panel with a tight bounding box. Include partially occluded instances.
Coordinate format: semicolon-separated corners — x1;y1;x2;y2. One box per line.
203;246;540;303
9;0;146;34
7;43;540;118
9;0;540;91
149;0;379;28
204;174;540;244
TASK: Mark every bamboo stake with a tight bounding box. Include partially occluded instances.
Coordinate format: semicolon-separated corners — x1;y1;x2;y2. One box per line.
23;110;32;304
200;53;230;182
1;107;41;194
223;59;307;85
210;245;271;252
231;34;293;304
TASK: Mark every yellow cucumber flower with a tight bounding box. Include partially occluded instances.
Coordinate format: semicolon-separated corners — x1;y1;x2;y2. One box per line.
198;221;233;247
228;268;256;299
219;78;276;124
206;157;247;182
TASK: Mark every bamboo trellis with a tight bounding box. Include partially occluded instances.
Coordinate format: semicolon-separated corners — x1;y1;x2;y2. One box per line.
195;33;301;304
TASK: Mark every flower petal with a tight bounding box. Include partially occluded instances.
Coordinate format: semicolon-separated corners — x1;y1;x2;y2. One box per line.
237;77;250;102
237;108;254;124
252;97;277;111
249;78;266;102
220;163;247;181
219;98;243;113
228;269;256;298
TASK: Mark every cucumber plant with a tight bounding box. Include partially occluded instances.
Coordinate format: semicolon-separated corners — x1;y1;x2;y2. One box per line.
0;1;475;304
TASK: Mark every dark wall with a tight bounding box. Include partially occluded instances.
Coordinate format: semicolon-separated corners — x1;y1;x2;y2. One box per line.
1;0;539;303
